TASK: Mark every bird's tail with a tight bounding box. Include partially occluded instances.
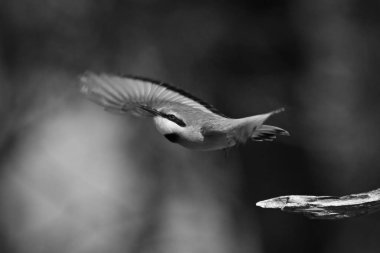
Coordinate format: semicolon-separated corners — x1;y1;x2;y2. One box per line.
235;108;289;142
251;124;289;141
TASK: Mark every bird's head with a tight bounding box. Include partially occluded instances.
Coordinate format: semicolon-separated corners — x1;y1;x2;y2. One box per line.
138;105;205;143
157;108;186;126
153;108;187;135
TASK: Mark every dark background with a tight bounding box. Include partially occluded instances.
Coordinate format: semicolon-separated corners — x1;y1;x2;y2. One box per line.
1;0;380;252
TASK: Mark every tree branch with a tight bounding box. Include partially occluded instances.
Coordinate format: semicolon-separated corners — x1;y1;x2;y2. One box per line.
256;188;380;219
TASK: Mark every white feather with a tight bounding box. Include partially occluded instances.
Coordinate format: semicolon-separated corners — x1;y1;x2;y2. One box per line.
153;117;184;135
79;72;220;117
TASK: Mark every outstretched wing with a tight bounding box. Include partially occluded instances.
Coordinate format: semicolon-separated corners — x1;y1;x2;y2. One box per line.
79;72;223;117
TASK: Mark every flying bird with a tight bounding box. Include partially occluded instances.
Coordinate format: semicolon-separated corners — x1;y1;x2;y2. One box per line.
79;72;289;151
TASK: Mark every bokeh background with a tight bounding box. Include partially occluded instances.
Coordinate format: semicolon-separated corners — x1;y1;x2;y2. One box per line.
1;0;380;252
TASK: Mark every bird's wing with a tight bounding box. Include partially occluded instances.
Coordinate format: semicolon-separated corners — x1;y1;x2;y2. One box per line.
79;72;224;117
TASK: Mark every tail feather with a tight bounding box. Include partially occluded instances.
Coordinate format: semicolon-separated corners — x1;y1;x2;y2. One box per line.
251;125;289;142
234;108;288;143
245;107;284;126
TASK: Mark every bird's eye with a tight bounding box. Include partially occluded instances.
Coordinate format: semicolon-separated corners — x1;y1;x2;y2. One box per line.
165;114;186;127
167;114;176;120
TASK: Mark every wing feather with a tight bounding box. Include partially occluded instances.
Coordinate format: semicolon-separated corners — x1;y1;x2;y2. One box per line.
79;72;225;117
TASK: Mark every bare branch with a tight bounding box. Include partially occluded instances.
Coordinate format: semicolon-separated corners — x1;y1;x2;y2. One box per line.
256;188;380;219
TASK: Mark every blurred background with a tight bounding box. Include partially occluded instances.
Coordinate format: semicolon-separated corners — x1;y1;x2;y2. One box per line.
1;0;380;252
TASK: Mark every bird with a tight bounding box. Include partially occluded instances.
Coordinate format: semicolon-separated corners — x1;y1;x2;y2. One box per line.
79;72;289;151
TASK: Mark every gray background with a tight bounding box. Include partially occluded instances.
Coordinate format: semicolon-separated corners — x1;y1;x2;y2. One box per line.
1;1;380;252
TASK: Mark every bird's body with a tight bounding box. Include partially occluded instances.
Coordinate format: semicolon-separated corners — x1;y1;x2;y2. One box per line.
79;73;289;151
153;107;232;150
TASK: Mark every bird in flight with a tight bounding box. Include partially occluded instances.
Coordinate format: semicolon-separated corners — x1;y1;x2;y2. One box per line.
79;72;289;151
